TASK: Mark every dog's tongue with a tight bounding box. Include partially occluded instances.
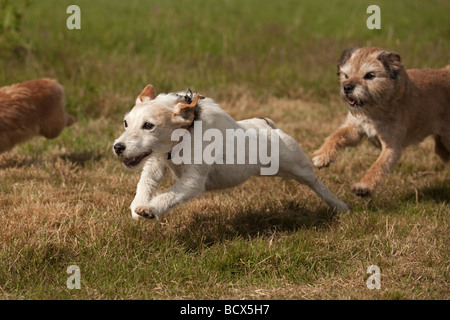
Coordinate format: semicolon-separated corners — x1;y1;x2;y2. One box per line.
348;98;356;105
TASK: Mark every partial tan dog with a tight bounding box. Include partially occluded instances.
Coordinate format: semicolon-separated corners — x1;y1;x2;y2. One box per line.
313;47;450;196
0;78;75;153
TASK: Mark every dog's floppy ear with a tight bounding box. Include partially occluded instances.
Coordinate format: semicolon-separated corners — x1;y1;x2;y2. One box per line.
338;48;356;70
136;84;156;103
172;93;199;127
377;50;402;79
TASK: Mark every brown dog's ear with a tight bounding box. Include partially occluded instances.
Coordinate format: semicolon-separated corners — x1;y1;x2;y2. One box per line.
377;51;402;79
338;48;356;70
137;84;156;103
172;94;200;128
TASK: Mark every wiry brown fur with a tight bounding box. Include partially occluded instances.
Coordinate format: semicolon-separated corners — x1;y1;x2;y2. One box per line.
313;47;450;196
0;78;75;153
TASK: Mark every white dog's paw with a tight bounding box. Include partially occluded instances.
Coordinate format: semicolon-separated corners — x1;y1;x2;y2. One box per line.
131;206;157;220
335;201;351;213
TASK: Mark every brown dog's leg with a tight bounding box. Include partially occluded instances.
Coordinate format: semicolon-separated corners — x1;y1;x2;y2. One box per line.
434;135;450;163
313;125;363;168
352;146;400;196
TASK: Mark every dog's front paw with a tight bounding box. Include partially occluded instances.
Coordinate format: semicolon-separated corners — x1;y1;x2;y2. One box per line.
351;183;373;197
312;150;335;168
133;206;157;220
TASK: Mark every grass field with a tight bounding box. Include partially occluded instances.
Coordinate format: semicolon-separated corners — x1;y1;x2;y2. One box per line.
0;0;449;300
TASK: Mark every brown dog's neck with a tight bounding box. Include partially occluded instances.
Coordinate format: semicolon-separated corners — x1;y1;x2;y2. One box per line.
392;67;411;103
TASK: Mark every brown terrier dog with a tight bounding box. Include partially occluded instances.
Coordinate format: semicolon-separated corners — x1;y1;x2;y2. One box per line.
313;47;450;196
0;78;75;154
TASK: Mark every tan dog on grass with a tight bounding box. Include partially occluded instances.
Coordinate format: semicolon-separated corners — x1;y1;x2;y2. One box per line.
313;47;450;196
0;78;75;154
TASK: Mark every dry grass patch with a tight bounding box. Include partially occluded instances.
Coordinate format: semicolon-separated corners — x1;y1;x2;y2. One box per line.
0;95;448;299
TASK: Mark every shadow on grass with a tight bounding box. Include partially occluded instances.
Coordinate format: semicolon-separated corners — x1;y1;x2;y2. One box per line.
356;181;450;213
402;183;450;204
0;155;41;169
177;201;338;251
58;152;103;167
0;152;102;169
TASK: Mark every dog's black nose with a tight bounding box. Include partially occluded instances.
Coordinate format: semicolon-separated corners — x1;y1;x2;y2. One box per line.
344;84;355;94
114;143;126;155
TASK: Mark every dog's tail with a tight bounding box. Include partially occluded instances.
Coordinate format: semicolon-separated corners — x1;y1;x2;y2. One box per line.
65;113;76;127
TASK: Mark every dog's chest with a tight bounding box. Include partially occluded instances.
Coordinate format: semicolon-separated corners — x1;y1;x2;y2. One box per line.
360;120;378;138
351;113;379;139
163;159;184;179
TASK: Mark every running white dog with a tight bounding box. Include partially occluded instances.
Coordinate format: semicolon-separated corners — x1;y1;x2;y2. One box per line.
113;85;349;220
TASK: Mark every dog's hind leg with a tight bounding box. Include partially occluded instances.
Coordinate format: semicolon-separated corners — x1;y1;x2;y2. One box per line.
287;168;350;213
434;135;450;163
277;136;350;212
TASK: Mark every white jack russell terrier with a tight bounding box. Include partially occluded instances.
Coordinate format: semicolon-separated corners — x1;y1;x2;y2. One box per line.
113;85;349;220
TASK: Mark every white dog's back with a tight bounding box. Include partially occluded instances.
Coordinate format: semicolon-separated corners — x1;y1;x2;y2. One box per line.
114;85;350;220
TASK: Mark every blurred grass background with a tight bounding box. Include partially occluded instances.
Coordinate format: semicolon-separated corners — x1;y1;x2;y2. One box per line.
1;0;449;118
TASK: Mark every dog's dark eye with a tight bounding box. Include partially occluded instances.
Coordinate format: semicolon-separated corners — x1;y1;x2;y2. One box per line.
142;122;155;130
344;73;349;79
364;72;375;80
124;120;128;128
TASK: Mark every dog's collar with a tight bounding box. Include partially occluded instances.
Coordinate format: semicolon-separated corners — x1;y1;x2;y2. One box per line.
176;88;194;104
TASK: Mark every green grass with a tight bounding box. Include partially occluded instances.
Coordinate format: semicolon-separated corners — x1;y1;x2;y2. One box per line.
2;0;449;117
0;0;449;300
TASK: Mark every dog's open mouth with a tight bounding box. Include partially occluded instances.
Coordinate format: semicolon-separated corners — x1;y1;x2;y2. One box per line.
346;97;363;108
123;151;152;168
